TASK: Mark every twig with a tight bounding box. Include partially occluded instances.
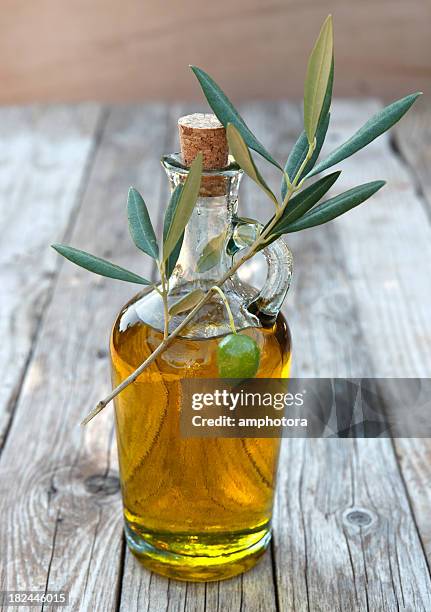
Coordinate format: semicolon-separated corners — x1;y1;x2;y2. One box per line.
211;286;236;334
158;261;170;340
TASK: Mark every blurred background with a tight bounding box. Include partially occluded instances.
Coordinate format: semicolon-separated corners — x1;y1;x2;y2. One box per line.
1;0;430;105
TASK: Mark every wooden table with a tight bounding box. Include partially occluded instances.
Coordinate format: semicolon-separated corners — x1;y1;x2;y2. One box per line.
1;100;430;611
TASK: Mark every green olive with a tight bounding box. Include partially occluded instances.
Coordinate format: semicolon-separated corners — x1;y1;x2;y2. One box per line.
217;333;260;378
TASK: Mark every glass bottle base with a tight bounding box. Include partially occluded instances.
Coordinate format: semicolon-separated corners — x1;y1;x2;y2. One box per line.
124;522;271;582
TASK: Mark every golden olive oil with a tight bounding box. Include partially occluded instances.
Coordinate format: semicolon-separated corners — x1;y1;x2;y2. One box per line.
111;311;291;581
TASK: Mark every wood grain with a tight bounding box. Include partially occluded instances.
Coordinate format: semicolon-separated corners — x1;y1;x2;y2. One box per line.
0;0;429;105
390;103;431;563
0;104;102;449
0;104;169;610
319;101;431;572
393;98;431;216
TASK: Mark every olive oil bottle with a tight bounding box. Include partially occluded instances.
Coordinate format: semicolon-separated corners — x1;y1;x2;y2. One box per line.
111;114;293;581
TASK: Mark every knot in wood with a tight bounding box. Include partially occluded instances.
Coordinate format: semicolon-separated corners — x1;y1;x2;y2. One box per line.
343;507;375;528
84;474;120;496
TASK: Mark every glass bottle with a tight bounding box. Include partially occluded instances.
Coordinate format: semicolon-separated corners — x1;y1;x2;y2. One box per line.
110;117;293;582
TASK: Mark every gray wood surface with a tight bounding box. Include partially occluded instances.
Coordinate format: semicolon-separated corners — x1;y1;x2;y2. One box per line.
244;100;431;611
0;104;102;447
0;100;430;611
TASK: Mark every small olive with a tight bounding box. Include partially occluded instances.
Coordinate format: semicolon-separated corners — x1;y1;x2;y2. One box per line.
217;333;260;378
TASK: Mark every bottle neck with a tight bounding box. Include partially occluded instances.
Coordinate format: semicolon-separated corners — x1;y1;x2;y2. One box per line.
162;154;243;291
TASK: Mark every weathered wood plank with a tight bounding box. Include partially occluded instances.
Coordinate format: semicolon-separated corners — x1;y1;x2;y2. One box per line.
272;99;431;610
393;100;431;217
393;438;431;562
322;100;431;379
322;100;431;567
394;100;431;564
275;438;431;611
0;104;170;611
120;553;275;612
0;104;102;449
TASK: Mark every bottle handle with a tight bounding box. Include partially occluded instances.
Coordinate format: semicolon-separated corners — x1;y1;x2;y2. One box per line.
231;217;293;324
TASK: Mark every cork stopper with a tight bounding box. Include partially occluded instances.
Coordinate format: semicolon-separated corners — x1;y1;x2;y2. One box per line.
178;113;229;196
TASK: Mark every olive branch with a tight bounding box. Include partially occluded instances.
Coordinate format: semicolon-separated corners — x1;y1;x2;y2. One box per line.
51;15;421;424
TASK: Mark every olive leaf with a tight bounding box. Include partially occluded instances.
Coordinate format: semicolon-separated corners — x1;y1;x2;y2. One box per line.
282;55;333;193
272;171;341;239
308;92;422;177
51;244;152;285
127;187;159;259
281;112;330;199
319;55;334;127
163;185;182;241
163;185;184;278
227;124;278;207
197;231;226;273
281;180;386;233
169;289;205;316
165;231;184;279
191;65;282;170
303;15;333;144
163;153;203;261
